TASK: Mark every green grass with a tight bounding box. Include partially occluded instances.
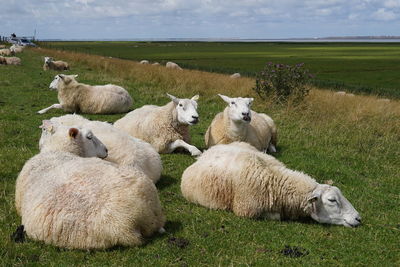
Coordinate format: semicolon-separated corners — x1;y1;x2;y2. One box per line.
0;49;399;266
40;41;400;98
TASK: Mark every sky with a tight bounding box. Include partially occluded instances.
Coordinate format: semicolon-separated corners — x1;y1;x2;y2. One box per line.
0;0;399;40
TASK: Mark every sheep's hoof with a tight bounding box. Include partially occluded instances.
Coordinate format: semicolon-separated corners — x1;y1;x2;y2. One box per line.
190;149;202;157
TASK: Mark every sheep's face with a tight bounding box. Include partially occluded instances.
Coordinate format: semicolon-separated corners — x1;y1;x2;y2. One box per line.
44;57;53;64
49;74;78;90
218;94;253;123
309;184;361;227
167;93;200;125
39;120;108;159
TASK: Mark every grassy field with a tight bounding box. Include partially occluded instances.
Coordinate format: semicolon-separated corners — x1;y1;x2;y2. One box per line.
0;47;399;266
40;41;400;98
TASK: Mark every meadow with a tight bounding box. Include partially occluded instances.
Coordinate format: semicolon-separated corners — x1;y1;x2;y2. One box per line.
0;47;399;266
40;41;400;98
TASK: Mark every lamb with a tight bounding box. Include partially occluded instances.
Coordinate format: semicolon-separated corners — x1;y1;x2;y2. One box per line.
230;73;241;79
43;57;69;71
37;74;133;114
40;114;163;183
140;60;149;64
181;142;361;227
0;56;21;65
114;93;202;156
166;61;182;70
15;121;165;249
205;94;277;153
0;49;11;56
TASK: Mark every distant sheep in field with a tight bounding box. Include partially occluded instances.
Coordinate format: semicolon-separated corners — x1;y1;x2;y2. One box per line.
0;49;11;56
0;45;6;49
152;62;160;66
166;61;182;70
15;121;165;249
205;94;277;153
43;57;69;71
0;56;21;65
230;73;241;79
37;74;133;114
10;44;24;54
334;91;346;96
40;114;163;183
114;93;202;156
140;60;149;64
181;142;362;227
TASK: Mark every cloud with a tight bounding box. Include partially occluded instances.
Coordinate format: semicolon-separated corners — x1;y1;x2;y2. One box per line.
372;8;397;21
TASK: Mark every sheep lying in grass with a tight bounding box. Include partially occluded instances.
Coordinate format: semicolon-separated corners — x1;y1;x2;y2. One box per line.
205;94;277;153
10;44;24;54
230;73;241;79
140;60;149;64
0;49;11;56
43;57;69;71
181;142;361;227
0;45;5;49
0;56;21;65
166;61;182;70
15;121;165;249
38;74;133;114
114;93;202;156
40;114;163;183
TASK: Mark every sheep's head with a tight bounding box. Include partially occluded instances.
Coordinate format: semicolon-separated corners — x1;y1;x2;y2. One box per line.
39;120;108;159
44;57;53;64
49;74;78;90
167;93;200;125
218;94;253;123
308;184;361;227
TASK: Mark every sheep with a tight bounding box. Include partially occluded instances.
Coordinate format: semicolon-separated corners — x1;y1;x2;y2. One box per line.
181;142;361;227
166;61;182;70
0;44;6;49
114;93;202;156
15;121;166;249
334;91;347;96
37;74;133;114
0;49;12;56
10;44;24;54
43;57;69;71
140;60;149;64
152;62;160;66
230;73;241;79
40;114;163;183
0;56;21;65
205;94;277;153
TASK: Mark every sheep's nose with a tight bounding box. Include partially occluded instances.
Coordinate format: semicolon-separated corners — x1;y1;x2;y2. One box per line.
355;216;361;224
242;112;249;116
192;116;198;119
105;148;108;154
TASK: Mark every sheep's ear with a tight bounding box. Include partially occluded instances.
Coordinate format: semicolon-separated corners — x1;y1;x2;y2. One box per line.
218;94;231;104
72;74;78;78
58;74;65;80
248;98;254;105
166;93;180;104
191;94;199;101
69;128;79;139
39;120;55;133
308;190;321;203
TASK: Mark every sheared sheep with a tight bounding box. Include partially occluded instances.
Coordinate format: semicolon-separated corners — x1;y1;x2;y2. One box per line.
40;114;163;183
166;61;182;70
114;93;202;156
0;56;21;65
43;57;69;71
140;60;149;64
181;142;361;227
37;74;133;114
0;49;11;56
15;121;165;249
230;73;241;79
205;94;277;153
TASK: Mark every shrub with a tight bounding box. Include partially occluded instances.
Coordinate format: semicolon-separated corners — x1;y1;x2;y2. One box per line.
254;62;314;103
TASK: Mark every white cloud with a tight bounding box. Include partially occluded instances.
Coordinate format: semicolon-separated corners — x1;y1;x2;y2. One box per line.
372;8;397;21
384;0;400;8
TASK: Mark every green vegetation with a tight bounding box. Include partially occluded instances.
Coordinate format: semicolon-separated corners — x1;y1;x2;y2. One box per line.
40;41;400;98
0;49;399;266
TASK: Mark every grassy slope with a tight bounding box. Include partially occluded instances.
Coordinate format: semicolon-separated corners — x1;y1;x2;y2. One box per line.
0;48;399;266
40;41;400;98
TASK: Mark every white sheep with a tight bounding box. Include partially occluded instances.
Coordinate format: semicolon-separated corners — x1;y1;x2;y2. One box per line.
205;94;277;153
181;142;361;227
37;74;133;114
114;93;202;156
140;60;149;64
43;57;69;71
166;61;182;70
40;114;163;183
10;44;24;54
152;62;160;66
230;73;241;79
0;56;21;65
15;121;166;249
0;49;11;56
0;44;6;49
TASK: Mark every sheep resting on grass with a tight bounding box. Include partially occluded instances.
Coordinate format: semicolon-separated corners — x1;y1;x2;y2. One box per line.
15;121;165;249
205;94;277;153
0;56;21;65
43;57;69;71
181;142;361;227
38;74;133;114
114;93;202;156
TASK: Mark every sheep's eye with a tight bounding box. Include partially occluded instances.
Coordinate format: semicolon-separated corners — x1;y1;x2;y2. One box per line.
231;101;235;105
328;199;336;203
86;134;92;140
179;103;183;107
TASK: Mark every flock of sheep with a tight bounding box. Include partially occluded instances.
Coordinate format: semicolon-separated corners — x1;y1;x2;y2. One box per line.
0;44;24;65
14;52;361;250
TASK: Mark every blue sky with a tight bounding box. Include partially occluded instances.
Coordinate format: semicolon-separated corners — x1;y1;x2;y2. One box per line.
0;0;399;39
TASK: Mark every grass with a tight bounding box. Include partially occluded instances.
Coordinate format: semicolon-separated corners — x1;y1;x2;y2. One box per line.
39;41;400;98
0;48;399;266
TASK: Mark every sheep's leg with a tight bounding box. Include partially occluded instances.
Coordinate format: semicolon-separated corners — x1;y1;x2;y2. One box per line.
37;103;63;114
168;139;202;156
